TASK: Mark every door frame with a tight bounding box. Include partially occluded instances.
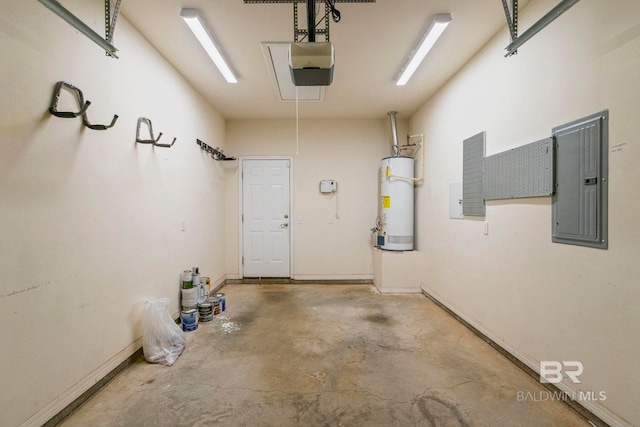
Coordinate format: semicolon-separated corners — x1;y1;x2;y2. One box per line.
238;156;294;279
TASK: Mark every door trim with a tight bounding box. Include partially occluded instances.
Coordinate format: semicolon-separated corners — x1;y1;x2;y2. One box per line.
238;156;294;278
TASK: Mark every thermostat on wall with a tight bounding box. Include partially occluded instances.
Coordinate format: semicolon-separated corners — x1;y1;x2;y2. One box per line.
319;180;337;194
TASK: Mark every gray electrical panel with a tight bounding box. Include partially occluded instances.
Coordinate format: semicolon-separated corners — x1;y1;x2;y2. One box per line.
463;131;486;216
552;110;608;249
485;138;554;200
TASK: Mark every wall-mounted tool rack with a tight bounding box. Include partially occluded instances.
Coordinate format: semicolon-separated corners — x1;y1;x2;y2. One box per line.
197;139;235;161
136;117;176;147
48;81;119;130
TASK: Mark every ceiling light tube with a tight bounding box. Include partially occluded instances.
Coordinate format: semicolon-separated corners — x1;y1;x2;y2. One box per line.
180;8;237;84
396;13;452;86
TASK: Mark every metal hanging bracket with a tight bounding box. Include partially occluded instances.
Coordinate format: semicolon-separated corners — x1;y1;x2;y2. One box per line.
294;1;331;42
244;1;373;43
82;112;119;130
48;81;119;130
136;117;176;147
503;0;581;57
48;81;91;118
104;0;123;58
154;137;177;148
501;0;518;50
37;0;120;58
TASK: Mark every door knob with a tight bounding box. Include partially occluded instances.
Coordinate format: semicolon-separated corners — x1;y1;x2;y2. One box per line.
280;223;289;228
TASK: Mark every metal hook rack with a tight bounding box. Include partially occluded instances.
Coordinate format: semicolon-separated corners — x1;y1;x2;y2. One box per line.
82;112;119;130
136;117;176;148
49;81;91;118
197;139;236;161
48;81;119;130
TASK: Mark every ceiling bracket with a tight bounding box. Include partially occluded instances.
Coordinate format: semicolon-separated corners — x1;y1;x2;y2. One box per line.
38;0;119;58
501;0;518;53
294;1;330;42
104;0;123;57
244;0;371;42
503;0;581;57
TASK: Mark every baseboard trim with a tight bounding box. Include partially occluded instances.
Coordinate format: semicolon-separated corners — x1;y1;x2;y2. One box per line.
23;340;143;427
293;274;374;281
376;287;421;294
225;277;374;285
420;285;627;427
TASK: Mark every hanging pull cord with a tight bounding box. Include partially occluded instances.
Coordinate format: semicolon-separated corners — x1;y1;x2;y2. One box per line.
324;0;340;23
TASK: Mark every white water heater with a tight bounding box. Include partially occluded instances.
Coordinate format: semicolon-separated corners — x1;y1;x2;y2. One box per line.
380;156;414;251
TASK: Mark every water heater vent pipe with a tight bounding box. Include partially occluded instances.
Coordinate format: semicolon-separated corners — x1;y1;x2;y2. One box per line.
388;134;425;183
388;111;399;157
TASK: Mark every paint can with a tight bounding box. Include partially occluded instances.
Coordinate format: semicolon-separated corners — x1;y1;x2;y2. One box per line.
198;302;213;322
181;287;198;309
182;270;193;289
216;293;226;311
207;296;222;316
201;277;211;301
181;309;198;332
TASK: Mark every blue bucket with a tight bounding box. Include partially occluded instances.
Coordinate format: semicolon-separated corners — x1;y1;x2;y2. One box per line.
181;309;198;332
216;293;226;311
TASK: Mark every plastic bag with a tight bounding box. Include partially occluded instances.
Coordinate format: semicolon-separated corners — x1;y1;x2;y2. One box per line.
142;297;186;366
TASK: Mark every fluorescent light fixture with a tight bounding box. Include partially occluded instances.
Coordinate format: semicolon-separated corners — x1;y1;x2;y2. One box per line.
396;13;452;86
180;8;237;84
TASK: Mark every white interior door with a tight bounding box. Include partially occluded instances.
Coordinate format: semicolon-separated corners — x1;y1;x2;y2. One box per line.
242;159;291;278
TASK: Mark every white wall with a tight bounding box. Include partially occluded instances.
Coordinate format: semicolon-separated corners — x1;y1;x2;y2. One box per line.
225;118;403;280
411;0;640;425
0;2;227;425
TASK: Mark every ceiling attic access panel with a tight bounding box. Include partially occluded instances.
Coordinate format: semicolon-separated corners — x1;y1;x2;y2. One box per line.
552;110;609;249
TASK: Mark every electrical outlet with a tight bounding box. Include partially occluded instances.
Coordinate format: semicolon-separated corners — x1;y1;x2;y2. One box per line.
329;217;334;224
297;216;303;224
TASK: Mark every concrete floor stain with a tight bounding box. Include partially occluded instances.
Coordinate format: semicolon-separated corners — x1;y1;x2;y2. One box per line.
364;313;392;325
59;284;590;427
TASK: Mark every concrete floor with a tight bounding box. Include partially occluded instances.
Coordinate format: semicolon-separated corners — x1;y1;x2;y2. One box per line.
60;284;589;426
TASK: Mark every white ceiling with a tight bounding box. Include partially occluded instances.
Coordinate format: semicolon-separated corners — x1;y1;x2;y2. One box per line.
121;0;525;120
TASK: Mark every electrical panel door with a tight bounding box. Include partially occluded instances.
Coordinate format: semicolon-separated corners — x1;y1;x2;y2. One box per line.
552;111;608;249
